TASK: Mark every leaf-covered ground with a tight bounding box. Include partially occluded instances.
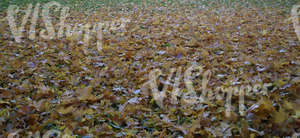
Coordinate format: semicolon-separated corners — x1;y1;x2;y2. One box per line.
0;2;300;137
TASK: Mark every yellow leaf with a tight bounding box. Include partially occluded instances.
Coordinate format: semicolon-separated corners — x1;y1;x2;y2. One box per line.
57;106;73;115
202;49;209;57
84;109;94;115
77;86;94;101
261;98;275;112
293;109;300;119
274;79;287;87
283;100;294;110
250;133;256;138
273;108;287;124
262;30;268;36
183;24;189;30
153;20;160;25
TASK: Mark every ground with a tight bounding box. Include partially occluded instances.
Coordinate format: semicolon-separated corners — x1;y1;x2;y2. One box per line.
0;0;299;137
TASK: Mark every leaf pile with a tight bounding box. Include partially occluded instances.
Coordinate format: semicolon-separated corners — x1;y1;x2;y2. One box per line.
0;3;299;137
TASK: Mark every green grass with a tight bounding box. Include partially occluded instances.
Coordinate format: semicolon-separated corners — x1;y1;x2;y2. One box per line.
0;0;299;13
